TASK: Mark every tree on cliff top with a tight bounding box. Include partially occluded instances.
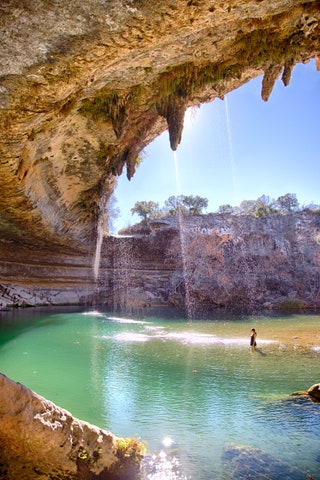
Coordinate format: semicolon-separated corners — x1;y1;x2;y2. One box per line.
131;200;160;223
217;193;301;217
276;193;299;213
131;195;208;223
164;195;208;215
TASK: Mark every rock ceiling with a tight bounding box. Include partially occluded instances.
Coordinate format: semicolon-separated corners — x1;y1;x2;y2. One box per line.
0;0;319;250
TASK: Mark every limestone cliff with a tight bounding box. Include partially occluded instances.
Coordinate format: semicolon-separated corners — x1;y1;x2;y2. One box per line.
96;211;320;314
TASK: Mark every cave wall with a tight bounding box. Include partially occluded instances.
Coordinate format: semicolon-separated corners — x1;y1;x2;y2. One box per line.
2;211;320;313
0;0;319;303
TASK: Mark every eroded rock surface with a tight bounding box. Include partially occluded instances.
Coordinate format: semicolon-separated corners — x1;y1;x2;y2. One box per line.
94;211;320;314
0;372;142;480
1;211;320;312
1;0;320;247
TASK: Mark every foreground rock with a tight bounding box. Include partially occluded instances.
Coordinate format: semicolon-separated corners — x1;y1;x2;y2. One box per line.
0;373;144;480
222;444;308;480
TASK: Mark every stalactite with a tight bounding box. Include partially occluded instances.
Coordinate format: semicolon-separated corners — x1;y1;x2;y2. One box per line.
282;60;294;87
156;96;188;151
261;64;283;101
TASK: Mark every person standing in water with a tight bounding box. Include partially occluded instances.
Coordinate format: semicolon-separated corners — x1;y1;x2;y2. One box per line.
250;328;257;347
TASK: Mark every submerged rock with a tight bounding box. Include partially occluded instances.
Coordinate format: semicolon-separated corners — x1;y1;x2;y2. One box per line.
0;373;144;480
222;444;307;480
308;383;320;402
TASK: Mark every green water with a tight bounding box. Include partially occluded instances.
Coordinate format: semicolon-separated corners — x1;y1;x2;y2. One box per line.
1;308;320;479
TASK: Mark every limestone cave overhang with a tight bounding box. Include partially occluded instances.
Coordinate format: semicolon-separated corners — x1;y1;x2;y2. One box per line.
0;0;319;250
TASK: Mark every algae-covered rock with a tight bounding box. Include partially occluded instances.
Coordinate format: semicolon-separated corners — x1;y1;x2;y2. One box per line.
222;444;307;480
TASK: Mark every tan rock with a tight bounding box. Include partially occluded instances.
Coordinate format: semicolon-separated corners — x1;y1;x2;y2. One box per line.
0;0;319;249
0;373;142;479
307;383;320;402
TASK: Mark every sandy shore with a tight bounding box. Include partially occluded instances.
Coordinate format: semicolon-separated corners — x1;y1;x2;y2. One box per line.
262;328;320;350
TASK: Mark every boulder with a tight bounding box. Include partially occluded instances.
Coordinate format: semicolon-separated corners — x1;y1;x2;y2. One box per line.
0;373;144;480
222;444;307;480
307;383;320;402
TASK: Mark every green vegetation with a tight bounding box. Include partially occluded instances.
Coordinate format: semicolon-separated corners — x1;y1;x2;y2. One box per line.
277;299;309;311
131;195;209;223
79;85;143;138
164;195;208;215
128;192;320;226
115;437;146;463
131;200;160;222
218;193;317;217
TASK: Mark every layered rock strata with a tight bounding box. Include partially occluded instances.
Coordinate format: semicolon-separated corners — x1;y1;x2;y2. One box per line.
95;211;320;314
1;211;319;313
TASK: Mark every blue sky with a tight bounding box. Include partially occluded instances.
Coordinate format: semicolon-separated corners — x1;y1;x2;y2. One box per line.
113;59;319;232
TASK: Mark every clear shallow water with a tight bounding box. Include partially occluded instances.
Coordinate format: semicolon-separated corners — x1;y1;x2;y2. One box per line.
1;308;320;479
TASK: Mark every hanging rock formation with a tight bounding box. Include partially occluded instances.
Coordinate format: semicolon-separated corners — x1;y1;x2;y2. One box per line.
1;0;320;248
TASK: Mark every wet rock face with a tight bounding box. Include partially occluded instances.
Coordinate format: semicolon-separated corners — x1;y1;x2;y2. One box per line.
0;0;320;250
97;212;320;314
0;211;319;312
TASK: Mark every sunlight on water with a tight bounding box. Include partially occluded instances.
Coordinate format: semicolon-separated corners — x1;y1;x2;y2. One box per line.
164;332;274;346
82;310;104;316
103;323;276;347
107;316;148;324
143;451;190;480
1;310;320;480
162;437;174;448
113;332;151;342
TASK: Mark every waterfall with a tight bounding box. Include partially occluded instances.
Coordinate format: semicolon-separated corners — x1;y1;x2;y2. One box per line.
93;218;104;282
112;235;134;312
225;96;239;204
174;151;193;318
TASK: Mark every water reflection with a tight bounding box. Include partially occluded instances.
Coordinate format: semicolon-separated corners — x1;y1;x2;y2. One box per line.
0;310;320;479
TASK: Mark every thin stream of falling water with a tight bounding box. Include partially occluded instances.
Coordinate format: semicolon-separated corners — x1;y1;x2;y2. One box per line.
173;151;193;318
225;97;256;309
224;96;239;205
93;218;104;281
112;237;134;312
